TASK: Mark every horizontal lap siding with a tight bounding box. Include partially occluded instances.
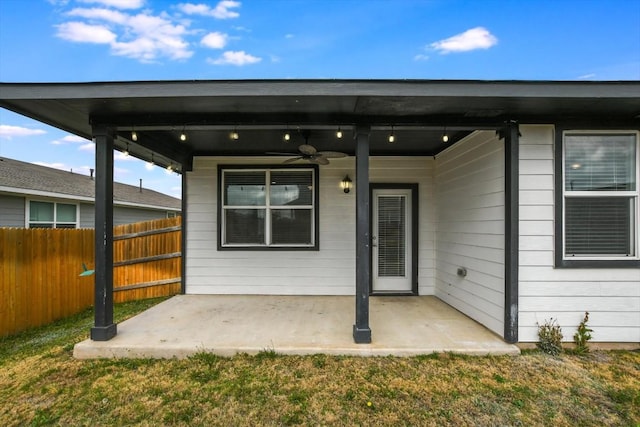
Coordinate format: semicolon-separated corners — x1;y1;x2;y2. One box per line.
0;194;25;227
80;204;171;228
434;131;505;336
518;125;640;342
186;156;434;295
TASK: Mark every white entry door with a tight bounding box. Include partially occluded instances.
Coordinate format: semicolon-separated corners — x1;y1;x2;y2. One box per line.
372;188;414;293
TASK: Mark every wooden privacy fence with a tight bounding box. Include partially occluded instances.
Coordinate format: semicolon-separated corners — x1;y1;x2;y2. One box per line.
0;217;181;337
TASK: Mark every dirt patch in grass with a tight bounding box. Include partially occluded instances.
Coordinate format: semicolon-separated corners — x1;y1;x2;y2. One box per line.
1;301;638;426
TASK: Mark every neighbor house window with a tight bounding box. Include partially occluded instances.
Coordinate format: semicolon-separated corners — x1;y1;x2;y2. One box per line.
561;131;638;263
28;200;78;228
219;166;318;249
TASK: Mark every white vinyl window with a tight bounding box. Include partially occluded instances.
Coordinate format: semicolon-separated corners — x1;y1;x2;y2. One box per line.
220;167;316;248
28;200;78;229
562;131;638;259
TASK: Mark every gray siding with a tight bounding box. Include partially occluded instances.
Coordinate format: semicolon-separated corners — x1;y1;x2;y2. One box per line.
79;203;94;228
80;203;171;227
0;194;26;227
113;206;171;225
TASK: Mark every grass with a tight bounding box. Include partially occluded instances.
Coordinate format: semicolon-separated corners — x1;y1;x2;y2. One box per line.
1;299;638;426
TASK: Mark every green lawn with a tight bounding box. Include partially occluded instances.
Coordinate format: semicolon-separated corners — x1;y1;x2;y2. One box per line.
1;298;638;426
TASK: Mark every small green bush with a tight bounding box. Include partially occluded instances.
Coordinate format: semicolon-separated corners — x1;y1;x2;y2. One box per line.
573;312;593;354
537;318;563;356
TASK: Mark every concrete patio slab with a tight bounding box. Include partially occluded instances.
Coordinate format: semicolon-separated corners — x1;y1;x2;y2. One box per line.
74;295;520;359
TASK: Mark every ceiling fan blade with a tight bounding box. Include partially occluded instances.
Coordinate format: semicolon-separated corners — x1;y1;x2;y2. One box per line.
298;144;317;156
311;156;330;165
317;151;348;159
266;151;298;156
283;156;304;164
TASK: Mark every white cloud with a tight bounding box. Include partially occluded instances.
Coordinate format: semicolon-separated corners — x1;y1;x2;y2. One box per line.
578;73;596;80
201;31;227;49
414;54;429;61
68;7;128;24
178;1;241;19
114;151;136;161
33;161;71;171
79;142;95;151
178;3;210;15
208;50;261;66
430;27;497;54
0;125;47;139
114;165;130;175
285;33;294;39
56;21;117;43
52;134;88;144
57;8;193;62
212;0;240;19
78;0;145;9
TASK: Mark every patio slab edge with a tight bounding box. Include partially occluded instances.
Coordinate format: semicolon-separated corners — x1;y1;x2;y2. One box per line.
73;342;520;359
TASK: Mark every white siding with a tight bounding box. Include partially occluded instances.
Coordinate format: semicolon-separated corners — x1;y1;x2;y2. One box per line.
185;156;435;295
434;131;505;336
518;125;640;342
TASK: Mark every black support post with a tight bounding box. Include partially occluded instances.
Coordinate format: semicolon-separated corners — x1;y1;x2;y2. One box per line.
353;125;372;343
180;169;188;295
91;125;117;341
504;120;519;344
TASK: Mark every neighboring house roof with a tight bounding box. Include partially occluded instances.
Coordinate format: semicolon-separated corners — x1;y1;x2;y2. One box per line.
0;156;181;211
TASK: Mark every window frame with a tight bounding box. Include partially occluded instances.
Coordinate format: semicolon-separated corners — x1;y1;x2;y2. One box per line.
555;128;640;268
217;164;319;251
26;199;79;229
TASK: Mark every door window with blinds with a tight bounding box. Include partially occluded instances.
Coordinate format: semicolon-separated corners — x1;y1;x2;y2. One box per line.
562;131;638;260
220;167;318;249
377;196;407;277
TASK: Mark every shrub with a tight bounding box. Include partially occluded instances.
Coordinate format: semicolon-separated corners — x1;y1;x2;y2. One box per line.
573;312;593;354
537;318;563;356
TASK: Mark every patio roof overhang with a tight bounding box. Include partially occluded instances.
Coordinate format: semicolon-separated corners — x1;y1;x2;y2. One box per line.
2;79;639;345
1;79;639;172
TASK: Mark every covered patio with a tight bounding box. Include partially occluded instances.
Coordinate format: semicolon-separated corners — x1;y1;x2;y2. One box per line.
73;295;519;358
3;80;636;350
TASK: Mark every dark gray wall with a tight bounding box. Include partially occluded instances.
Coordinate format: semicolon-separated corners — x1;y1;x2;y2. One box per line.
0;194;26;227
0;195;174;228
81;203;174;227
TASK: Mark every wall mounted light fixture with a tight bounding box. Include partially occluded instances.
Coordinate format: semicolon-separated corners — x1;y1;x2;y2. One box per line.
131;127;138;142
230;127;239;140
341;175;353;193
123;142;130;157
336;126;343;139
180;126;187;142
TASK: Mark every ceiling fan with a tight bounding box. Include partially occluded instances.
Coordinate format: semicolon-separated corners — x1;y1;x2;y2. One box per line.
267;132;348;165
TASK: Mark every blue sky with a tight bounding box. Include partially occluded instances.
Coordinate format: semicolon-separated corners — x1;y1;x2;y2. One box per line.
1;0;639;198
